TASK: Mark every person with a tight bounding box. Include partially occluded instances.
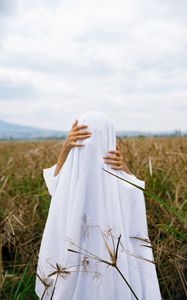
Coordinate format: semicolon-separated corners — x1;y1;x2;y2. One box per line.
35;111;162;300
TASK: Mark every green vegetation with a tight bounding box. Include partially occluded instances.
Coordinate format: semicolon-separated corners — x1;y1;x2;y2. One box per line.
0;137;186;299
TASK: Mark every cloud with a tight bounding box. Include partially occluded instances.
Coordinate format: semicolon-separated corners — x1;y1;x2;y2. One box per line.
0;0;19;15
0;0;186;132
0;80;36;99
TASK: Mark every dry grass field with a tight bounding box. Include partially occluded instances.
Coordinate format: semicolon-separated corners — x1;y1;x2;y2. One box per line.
0;136;187;299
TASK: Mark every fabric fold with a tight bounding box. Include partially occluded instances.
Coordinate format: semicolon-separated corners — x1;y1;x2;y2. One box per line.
43;163;64;196
35;111;161;300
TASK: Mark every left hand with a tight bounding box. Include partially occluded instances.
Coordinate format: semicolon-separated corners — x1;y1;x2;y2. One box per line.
103;144;132;174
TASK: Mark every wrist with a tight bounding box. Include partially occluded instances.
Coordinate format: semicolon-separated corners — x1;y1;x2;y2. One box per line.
57;143;70;164
62;140;71;153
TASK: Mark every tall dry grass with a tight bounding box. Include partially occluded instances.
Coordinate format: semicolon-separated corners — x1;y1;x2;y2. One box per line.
0;136;187;299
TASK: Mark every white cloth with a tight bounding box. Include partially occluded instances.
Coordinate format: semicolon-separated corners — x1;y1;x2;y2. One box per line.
35;111;162;300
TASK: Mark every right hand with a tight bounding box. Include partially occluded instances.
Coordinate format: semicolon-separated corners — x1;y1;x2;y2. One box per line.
63;119;92;152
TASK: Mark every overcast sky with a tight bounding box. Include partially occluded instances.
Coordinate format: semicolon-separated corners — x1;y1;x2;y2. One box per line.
0;0;186;132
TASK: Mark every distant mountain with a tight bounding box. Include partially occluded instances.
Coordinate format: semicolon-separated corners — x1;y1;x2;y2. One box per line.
0;119;65;139
116;129;186;137
0;119;186;140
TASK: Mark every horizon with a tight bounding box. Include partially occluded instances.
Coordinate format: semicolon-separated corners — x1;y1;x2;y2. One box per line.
0;117;185;134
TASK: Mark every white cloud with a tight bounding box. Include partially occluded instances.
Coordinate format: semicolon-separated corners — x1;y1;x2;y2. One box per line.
0;0;186;132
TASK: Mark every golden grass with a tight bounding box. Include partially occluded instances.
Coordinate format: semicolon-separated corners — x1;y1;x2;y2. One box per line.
0;136;187;299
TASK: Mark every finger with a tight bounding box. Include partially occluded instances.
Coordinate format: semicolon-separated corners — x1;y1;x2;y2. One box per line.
74;134;92;141
71;119;78;129
111;165;123;170
104;159;121;166
108;150;120;156
72;124;88;132
73;130;92;136
71;142;85;147
103;155;120;161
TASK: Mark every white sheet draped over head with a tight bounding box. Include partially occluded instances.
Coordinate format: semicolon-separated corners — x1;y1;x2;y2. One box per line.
35;111;162;300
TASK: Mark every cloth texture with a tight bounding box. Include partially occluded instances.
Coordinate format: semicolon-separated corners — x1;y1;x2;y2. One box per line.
35;111;162;300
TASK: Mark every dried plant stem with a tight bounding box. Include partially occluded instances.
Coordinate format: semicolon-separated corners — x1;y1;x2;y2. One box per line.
114;265;139;300
1;137;187;299
0;234;3;291
102;167;185;224
41;288;47;300
50;274;59;300
68;229;140;300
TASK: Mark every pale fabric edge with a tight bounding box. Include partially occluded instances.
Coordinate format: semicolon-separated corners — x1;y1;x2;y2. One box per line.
118;170;146;190
43;163;60;196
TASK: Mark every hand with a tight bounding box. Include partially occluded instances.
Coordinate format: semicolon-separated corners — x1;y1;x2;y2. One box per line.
63;119;92;152
54;119;92;176
103;144;132;174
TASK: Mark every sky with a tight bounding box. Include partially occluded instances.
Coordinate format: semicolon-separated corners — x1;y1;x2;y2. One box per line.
0;0;186;132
